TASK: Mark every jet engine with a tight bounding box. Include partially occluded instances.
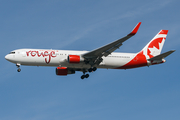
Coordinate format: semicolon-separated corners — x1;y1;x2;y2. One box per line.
56;67;75;76
67;55;84;63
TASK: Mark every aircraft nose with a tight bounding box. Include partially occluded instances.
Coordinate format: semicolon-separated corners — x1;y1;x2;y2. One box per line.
5;55;8;60
5;54;11;61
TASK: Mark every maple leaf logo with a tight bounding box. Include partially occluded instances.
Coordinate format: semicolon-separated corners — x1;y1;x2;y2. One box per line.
147;38;165;58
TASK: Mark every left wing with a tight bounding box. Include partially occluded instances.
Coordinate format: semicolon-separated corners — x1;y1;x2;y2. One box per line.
82;22;141;66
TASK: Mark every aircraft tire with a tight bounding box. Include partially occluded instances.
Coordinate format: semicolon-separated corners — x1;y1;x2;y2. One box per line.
85;74;89;78
81;75;85;79
88;68;93;72
92;67;97;71
17;68;21;72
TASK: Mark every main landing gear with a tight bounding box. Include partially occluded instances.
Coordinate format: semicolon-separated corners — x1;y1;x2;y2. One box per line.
81;74;89;79
88;67;97;72
81;67;97;79
16;63;21;72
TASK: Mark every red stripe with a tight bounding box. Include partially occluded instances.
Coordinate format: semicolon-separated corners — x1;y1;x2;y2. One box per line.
158;30;168;35
115;51;147;69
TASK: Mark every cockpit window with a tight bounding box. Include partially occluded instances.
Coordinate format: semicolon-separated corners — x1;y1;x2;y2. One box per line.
9;52;15;54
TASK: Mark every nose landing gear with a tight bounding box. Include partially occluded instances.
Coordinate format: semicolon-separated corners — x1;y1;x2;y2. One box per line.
16;63;21;72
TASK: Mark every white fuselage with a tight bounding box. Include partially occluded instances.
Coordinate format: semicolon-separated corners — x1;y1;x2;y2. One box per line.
5;49;137;69
4;24;174;79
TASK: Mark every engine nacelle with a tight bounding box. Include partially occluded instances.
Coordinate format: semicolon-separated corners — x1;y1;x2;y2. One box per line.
67;55;84;63
56;67;75;76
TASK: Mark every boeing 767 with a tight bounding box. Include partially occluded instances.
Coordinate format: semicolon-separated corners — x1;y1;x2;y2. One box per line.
5;22;175;79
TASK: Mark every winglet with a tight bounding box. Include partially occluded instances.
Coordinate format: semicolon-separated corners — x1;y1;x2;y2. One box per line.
128;22;141;36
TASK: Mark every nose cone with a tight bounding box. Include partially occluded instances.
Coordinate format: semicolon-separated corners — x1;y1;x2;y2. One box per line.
5;54;12;61
5;54;9;60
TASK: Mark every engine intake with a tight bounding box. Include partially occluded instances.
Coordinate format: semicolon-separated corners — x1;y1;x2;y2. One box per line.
56;67;75;76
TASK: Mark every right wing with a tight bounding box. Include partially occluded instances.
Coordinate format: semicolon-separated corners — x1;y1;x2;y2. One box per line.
82;22;141;66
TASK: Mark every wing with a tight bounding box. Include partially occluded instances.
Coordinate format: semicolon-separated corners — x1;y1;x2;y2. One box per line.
82;22;141;66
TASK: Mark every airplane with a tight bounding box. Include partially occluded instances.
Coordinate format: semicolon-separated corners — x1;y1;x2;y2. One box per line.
5;22;175;79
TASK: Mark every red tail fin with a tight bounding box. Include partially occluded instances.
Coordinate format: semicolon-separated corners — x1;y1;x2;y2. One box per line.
141;30;168;59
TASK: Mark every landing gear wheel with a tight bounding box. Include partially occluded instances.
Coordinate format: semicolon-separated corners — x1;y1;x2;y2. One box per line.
81;75;85;79
16;63;21;72
17;68;21;72
88;67;97;72
85;74;89;78
88;68;93;72
81;74;90;79
92;67;97;71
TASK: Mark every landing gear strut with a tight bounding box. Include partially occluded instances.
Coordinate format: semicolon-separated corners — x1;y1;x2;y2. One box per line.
16;63;21;72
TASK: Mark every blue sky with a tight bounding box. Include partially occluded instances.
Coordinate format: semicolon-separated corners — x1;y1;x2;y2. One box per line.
1;0;180;120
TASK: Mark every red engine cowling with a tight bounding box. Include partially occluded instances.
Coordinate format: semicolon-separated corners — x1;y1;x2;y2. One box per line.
67;55;84;63
56;67;75;76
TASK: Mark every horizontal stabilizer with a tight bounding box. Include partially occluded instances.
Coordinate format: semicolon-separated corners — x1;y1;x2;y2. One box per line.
148;50;175;61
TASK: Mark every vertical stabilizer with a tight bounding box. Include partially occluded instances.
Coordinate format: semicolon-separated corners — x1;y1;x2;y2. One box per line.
141;30;168;59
